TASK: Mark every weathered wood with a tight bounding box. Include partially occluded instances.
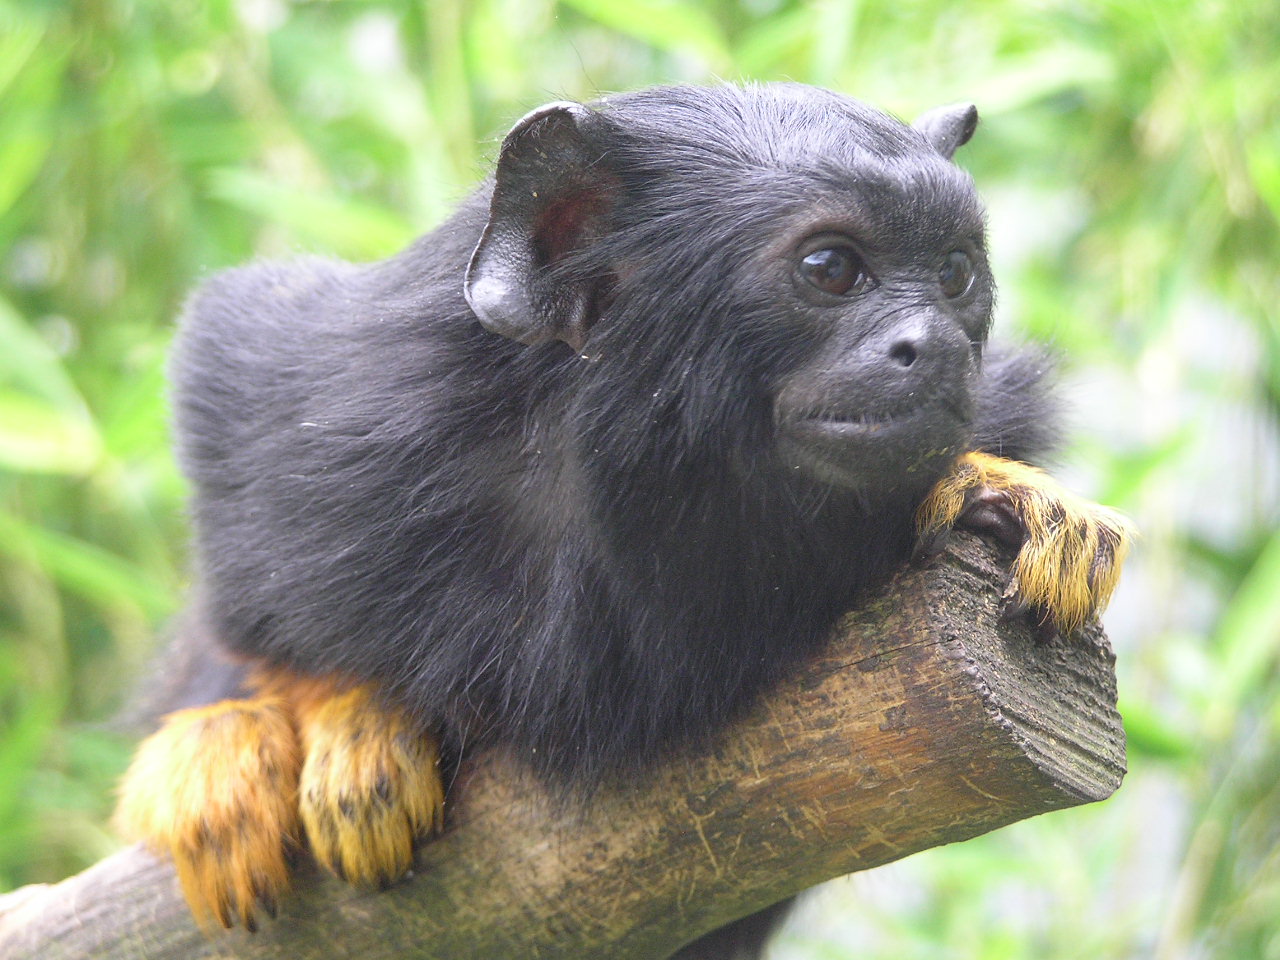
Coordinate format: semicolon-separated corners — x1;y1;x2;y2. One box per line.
0;533;1125;959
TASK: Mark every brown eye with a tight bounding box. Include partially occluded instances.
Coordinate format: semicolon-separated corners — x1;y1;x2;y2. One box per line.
798;245;873;297
939;250;974;298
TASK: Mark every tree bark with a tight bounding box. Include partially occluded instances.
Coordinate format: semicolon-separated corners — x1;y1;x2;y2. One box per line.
0;532;1126;959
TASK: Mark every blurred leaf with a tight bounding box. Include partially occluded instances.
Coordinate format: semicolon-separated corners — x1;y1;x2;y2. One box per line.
207;167;414;260
1088;427;1194;508
0;297;87;411
1119;694;1194;762
1246;140;1280;225
0;693;60;836
97;358;170;460
1205;526;1280;740
0;8;44;101
734;8;815;77
0;513;172;617
0;392;101;475
559;0;730;70
0;118;50;218
968;46;1116;115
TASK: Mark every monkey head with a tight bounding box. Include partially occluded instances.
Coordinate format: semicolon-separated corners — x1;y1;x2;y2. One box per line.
465;85;992;515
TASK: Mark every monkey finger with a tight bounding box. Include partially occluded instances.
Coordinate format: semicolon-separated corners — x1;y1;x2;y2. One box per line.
114;696;303;931
956;487;1025;550
296;683;445;891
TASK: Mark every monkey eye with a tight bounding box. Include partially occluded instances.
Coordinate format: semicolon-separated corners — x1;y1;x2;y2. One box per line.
939;250;975;298
797;244;875;297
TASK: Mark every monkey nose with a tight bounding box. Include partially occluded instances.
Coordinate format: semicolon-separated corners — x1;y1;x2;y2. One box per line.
863;322;970;389
888;338;919;368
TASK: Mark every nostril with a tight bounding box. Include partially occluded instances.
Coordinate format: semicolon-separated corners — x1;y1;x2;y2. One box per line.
889;341;918;367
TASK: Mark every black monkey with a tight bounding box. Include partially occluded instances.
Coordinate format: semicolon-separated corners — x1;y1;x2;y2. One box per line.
116;84;1131;957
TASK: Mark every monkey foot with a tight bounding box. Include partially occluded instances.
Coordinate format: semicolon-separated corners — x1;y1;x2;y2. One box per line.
292;683;445;888
115;697;302;930
917;450;1135;636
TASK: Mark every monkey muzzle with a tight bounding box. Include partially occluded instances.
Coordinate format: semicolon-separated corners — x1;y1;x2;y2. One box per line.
773;319;978;492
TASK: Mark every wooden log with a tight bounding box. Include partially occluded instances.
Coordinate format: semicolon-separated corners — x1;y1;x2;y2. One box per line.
0;532;1125;959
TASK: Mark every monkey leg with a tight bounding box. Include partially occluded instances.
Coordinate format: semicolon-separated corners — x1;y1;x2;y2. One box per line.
114;695;302;930
917;450;1135;635
255;671;446;890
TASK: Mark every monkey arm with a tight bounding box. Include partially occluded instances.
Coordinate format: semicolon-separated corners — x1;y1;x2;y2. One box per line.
0;532;1126;960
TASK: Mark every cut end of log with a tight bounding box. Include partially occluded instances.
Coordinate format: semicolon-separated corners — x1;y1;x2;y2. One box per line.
916;531;1127;806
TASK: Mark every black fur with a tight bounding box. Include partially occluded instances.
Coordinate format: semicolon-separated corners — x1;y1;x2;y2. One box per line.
170;83;1056;958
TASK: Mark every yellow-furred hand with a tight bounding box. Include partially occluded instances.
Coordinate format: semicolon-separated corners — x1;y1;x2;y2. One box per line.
918;451;1135;635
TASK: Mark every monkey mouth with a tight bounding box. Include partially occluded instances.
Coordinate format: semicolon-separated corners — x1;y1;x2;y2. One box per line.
778;400;968;489
800;411;915;436
791;398;955;436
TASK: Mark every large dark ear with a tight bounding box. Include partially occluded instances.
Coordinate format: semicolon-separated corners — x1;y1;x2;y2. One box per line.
913;103;979;160
465;102;616;352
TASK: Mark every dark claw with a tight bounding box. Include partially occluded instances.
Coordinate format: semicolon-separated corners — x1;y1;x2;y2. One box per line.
1000;596;1031;622
1001;596;1060;644
912;526;951;562
258;890;279;920
244;911;258;934
214;898;233;930
1034;617;1061;645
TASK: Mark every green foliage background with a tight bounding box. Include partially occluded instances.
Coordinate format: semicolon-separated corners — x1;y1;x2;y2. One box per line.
1;0;1277;956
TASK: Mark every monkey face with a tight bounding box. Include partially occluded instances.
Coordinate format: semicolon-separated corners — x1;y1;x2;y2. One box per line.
769;182;993;495
466;84;993;505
